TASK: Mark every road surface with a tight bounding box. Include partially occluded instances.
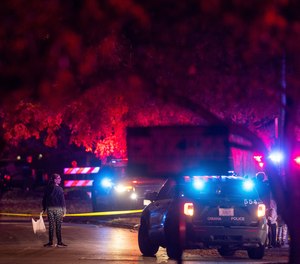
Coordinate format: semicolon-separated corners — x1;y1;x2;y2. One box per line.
0;221;289;264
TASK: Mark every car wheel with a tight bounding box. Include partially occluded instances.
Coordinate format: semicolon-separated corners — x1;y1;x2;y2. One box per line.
165;216;183;260
138;218;159;256
166;242;183;260
217;246;236;257
247;245;265;259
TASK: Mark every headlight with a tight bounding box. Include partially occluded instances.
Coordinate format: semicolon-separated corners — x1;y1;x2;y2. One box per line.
115;184;126;193
130;192;137;200
114;184;133;193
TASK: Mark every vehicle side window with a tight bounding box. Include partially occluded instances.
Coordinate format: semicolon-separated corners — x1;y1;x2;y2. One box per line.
157;179;176;200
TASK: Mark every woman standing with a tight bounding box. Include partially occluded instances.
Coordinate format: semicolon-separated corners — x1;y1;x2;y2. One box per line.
42;173;67;247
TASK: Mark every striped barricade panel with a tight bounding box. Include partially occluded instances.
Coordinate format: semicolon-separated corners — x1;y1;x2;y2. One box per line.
63;167;100;189
64;180;94;187
64;167;100;174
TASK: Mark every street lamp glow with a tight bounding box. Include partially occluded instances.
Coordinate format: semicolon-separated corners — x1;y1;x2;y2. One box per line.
269;151;284;163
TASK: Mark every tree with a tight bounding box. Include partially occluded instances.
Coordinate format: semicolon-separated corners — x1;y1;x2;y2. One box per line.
1;1;300;262
0;0;278;157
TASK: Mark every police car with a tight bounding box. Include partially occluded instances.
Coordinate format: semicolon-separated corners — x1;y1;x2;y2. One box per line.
91;159;164;212
138;175;267;260
91;172;163;211
91;164;141;211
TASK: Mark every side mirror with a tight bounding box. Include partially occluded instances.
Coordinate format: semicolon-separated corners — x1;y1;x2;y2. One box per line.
144;191;158;202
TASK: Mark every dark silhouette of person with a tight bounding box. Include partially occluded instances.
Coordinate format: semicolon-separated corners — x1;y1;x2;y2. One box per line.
255;171;271;209
22;155;36;191
267;206;277;248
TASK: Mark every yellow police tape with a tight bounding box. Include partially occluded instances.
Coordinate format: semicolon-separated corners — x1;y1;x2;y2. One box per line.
0;209;143;218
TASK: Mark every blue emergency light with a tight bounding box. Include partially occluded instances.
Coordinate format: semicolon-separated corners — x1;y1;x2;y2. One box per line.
242;179;255;192
101;177;113;188
193;178;205;191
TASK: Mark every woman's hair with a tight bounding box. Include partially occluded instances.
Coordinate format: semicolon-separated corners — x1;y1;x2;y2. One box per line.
49;173;61;185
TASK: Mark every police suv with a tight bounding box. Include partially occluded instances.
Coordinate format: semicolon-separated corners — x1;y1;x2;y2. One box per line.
138;175;267;260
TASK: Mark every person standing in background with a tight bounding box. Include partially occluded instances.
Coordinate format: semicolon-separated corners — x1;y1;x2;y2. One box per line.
255;171;271;209
267;203;278;248
277;214;289;247
42;173;67;247
23;155;36;191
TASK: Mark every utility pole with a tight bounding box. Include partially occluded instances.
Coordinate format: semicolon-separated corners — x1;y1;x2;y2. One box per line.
280;51;287;184
280;52;286;147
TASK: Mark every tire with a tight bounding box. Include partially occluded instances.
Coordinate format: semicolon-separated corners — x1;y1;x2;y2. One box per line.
138;218;159;256
217;246;236;257
247;245;265;259
166;242;183;260
165;216;183;260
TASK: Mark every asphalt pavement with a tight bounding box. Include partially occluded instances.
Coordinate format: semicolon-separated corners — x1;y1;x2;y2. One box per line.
0;188;290;264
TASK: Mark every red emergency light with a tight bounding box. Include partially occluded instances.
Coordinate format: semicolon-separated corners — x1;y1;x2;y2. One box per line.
294;156;300;166
253;155;264;168
253;155;262;162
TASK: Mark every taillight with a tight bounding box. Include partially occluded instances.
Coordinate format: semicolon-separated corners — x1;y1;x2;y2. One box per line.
184;202;194;216
257;204;266;217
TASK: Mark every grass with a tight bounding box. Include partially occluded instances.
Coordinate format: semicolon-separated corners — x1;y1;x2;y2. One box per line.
0;188;140;227
1;187;92;214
